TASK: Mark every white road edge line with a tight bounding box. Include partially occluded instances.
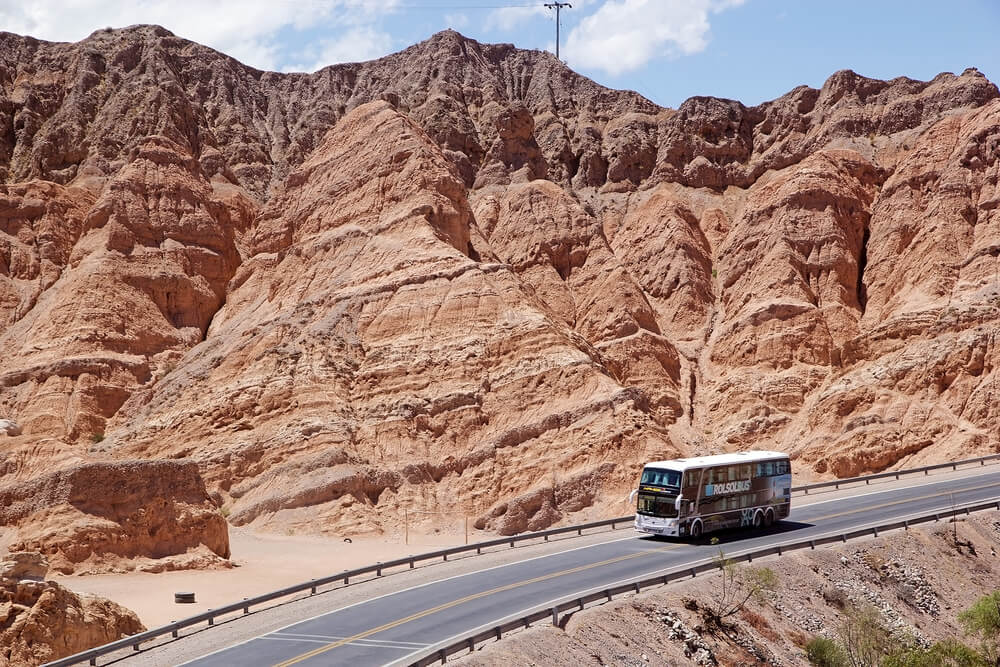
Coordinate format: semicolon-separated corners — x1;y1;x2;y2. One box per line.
385;493;1000;667
176;533;640;665
261;636;413;650
176;470;1000;666
273;632;428;647
793;467;1000;509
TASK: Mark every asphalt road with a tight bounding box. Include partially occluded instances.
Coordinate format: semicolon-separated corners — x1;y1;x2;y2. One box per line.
180;469;1000;667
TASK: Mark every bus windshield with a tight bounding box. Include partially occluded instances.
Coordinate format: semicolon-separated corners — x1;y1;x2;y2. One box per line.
640;467;681;488
637;492;677;517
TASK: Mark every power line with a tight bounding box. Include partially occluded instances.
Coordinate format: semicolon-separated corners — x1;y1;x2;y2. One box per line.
543;2;571;60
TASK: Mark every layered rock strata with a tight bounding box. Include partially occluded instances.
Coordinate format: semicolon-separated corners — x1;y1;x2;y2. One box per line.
0;25;998;542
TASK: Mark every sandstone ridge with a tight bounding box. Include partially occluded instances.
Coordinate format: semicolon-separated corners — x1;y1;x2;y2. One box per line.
1;26;998;544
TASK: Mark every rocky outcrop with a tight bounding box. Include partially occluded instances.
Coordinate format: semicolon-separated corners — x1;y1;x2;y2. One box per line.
0;569;143;667
1;25;999;545
0;461;229;574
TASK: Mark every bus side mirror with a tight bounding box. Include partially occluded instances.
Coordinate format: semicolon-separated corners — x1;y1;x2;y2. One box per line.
675;496;684;510
628;489;638;504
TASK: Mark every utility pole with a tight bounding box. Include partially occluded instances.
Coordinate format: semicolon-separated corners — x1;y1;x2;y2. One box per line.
544;2;572;60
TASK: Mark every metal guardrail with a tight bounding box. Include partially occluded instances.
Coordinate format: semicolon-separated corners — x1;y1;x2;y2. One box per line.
398;497;1000;667
44;451;1000;666
790;453;1000;494
44;514;636;667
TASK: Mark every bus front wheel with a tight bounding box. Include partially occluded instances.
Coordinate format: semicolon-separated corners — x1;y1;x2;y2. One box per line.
752;511;763;530
690;521;703;540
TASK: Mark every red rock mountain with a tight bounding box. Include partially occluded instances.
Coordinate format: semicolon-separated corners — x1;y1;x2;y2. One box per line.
1;26;998;562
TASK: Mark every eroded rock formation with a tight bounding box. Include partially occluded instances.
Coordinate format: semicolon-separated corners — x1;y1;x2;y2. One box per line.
1;25;998;542
0;552;144;666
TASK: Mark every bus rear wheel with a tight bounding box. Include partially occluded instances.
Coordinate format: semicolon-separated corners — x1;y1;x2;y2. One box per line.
763;509;774;528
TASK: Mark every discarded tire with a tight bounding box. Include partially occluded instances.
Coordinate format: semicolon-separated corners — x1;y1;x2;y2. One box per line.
175;592;196;603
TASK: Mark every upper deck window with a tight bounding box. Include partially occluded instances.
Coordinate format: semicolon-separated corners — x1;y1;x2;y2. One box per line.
640;468;681;488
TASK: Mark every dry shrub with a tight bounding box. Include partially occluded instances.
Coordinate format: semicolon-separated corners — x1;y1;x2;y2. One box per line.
739;607;778;641
860;550;887;574
787;629;810;648
822;586;848;609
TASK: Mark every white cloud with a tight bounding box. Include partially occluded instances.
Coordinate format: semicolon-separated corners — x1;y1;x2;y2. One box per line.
283;27;395;72
564;0;744;75
485;6;550;32
0;0;398;71
444;13;470;30
485;0;595;32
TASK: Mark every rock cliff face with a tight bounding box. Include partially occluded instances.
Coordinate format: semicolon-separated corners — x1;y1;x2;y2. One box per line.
1;25;998;542
0;552;144;666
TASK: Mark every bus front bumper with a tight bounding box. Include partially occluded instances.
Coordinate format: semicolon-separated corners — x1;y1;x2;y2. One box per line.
634;515;680;536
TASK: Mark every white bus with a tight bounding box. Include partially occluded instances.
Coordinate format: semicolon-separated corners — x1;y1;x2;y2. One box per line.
632;451;791;539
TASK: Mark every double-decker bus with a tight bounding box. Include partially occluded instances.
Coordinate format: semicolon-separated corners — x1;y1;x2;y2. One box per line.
632;451;791;539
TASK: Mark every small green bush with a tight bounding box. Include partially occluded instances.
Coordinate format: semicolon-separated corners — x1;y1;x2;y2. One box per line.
91;432;104;443
806;636;847;667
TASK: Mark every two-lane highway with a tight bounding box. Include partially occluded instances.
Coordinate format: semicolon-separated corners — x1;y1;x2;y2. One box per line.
182;468;1000;667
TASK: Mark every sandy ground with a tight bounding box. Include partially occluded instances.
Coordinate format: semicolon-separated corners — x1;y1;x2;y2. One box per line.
51;463;1000;630
52;526;471;628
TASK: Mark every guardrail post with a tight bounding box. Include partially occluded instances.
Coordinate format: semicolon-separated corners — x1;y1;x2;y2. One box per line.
634;582;641;593
690;568;696;578
172;627;179;638
90;659;97;666
377;563;382;576
495;627;502;640
777;546;782;555
510;539;515;547
925;469;929;475
544;534;549;542
841;534;847;542
953;463;958;470
133;643;140;652
310;580;317;594
476;548;481;555
443;554;448;562
439;648;447;663
809;540;815;549
578;528;582;535
611;521;616;530
606;590;613;601
344;573;349;584
467;638;475;654
872;527;879;537
411;558;416;568
208;615;214;626
903;520;909;531
243;597;250;613
551;607;559;626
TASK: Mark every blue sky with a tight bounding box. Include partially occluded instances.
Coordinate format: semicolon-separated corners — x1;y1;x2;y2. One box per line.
3;0;997;108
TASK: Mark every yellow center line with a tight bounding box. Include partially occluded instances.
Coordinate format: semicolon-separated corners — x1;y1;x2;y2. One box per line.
273;543;682;666
806;480;1000;522
275;478;1000;666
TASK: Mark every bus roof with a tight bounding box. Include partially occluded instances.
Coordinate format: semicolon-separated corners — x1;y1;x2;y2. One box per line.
643;450;789;472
